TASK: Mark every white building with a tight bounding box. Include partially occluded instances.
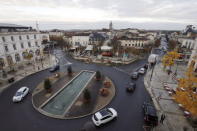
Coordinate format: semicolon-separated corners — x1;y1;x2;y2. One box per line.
49;31;64;37
178;37;195;49
119;36;150;49
70;33;90;47
0;23;50;68
188;37;197;71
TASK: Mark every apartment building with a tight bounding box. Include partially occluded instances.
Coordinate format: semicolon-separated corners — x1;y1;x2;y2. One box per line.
0;23;50;68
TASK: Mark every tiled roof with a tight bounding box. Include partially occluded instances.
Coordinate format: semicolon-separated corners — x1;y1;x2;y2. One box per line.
118;36;148;41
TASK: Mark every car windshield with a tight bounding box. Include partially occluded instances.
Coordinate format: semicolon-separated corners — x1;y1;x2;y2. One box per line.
94;115;98;121
15;91;23;96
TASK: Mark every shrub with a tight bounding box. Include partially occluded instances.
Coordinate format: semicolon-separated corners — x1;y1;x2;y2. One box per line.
104;81;111;88
67;66;72;75
99;88;109;97
83;89;91;103
96;71;101;81
44;78;52;92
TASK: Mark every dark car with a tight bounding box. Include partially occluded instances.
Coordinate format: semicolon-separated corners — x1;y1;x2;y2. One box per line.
126;83;136;92
142;102;158;126
131;72;139;79
49;65;60;72
143;64;149;69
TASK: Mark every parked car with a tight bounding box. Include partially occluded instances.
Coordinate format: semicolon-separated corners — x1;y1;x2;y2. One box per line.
143;64;149;69
138;68;146;74
126;83;136;92
92;108;117;126
13;87;29;102
131;72;139;79
142;102;158;126
49;65;60;72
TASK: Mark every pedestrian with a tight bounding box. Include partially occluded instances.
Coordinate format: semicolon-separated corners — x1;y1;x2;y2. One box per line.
160;114;166;124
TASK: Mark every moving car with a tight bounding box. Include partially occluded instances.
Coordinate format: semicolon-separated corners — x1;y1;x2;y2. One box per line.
13;87;29;102
142;102;158;126
49;65;60;72
131;72;139;79
138;68;146;74
126;82;136;92
143;64;149;69
92;108;117;126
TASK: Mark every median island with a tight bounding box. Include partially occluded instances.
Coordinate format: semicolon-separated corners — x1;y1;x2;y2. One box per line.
32;69;115;119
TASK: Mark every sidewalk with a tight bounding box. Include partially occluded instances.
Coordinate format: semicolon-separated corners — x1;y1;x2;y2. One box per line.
0;55;57;94
144;63;194;131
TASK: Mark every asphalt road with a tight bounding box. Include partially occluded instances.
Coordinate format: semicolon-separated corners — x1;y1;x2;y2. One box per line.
0;49;151;131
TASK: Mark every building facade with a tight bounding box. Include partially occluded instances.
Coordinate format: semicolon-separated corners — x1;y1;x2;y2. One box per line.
118;36;150;49
0;24;49;68
188;37;197;71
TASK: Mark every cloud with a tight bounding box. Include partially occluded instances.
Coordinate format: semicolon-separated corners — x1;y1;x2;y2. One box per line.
0;0;196;29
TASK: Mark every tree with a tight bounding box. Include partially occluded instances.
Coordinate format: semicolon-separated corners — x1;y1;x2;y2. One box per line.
50;36;65;49
168;40;178;50
83;89;91;103
154;39;161;47
174;64;197;116
96;71;101;80
162;50;180;69
44;78;52;92
67;65;72;75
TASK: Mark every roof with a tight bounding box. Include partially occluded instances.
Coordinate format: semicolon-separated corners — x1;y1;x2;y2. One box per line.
89;32;107;39
17;87;28;92
73;33;91;36
0;23;30;29
118;36;148;41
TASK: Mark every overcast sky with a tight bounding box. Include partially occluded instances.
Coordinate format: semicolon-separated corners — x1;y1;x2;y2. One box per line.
0;0;196;30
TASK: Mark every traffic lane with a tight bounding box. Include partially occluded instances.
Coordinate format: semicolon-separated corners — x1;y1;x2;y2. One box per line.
59;55;150;131
58;61;148;131
0;69;89;131
91;68;150;131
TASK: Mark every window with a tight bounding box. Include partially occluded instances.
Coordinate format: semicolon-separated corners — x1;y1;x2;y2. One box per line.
21;43;24;49
26;35;29;39
11;36;14;41
129;44;131;46
35;42;38;47
19;36;22;40
34;34;36;39
2;37;5;42
28;42;31;47
125;44;127;46
13;44;17;50
4;46;8;52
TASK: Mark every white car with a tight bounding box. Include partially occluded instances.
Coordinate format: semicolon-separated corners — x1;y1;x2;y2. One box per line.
13;87;29;102
92;108;117;126
138;68;146;74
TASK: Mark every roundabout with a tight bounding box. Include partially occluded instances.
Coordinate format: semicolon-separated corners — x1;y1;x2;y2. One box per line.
0;49;150;131
32;70;116;119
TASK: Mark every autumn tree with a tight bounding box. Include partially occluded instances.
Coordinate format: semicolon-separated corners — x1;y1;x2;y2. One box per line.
162;50;180;69
174;64;197;116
